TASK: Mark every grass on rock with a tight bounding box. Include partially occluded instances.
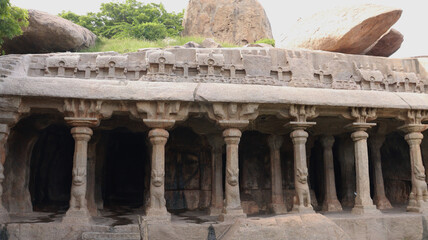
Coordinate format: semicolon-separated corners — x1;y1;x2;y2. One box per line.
80;36;238;53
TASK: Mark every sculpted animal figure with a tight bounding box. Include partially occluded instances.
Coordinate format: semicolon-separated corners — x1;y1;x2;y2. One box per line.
150;170;166;209
411;165;428;202
226;168;240;208
70;167;87;210
294;168;311;208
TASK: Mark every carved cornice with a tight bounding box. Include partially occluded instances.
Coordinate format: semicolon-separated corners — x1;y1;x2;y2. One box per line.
342;107;377;131
205;103;259;128
63;99;108;127
279;105;318;130
135;101;190;129
342;107;377;123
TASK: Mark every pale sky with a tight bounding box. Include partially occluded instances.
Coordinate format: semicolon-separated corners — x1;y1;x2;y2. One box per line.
10;0;428;58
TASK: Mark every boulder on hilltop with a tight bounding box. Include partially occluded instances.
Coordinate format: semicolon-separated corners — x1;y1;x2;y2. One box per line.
2;9;96;54
182;0;273;45
279;4;402;56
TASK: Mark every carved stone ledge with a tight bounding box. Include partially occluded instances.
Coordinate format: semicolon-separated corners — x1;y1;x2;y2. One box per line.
64;117;100;127
143;119;175;129
206;103;259;129
398;124;428;134
285;121;316;130
345;122;377;132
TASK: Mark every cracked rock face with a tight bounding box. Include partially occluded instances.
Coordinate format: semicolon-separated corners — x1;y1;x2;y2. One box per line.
182;0;273;45
1;9;96;54
279;4;402;55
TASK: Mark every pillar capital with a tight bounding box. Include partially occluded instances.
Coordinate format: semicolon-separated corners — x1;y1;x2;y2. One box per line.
223;128;242;145
148;128;169;145
267;135;283;151
351;130;369;141
71;127;93;142
320;135;335;149
290;129;309;145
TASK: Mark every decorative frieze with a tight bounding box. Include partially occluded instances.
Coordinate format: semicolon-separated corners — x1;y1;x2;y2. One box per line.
9;48;426;94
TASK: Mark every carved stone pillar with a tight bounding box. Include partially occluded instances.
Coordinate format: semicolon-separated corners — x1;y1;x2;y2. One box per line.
368;135;392;210
290;126;315;213
219;128;246;221
282;105;318;214
145;128;170;221
343;107;380;215
0;124;10;223
208;134;224;216
135;101;190;222
399;123;428;213
87;133;100;216
320;135;342;212
267;135;287;214
63;126;94;224
205;103;259;222
62;99;106;224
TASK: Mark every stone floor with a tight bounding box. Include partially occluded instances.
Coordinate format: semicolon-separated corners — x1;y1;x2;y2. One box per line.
5;206;428;240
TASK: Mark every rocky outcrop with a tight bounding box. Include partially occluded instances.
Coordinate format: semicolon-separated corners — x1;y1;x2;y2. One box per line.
182;0;273;45
279;4;402;55
365;28;404;57
1;9;96;54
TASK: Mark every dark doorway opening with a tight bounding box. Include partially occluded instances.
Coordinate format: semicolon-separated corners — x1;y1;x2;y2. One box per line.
102;129;149;208
29;124;74;212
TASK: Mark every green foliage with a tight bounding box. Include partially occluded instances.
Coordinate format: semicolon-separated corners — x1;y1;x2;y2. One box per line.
254;38;275;47
59;0;183;41
0;0;28;48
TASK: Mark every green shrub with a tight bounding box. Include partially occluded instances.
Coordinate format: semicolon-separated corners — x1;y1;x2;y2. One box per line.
254;38;275;47
0;0;28;50
59;0;183;41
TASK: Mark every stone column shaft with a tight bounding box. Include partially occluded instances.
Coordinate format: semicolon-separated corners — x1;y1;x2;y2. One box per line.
208;135;224;216
63;126;93;224
146;128;170;221
321;136;342;212
0;124;10;223
350;128;380;215
219;128;246;222
268;135;287;214
400;125;428;213
369;136;392;209
290;128;314;213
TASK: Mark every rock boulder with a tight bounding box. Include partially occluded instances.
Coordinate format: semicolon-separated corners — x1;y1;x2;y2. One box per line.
365;28;404;57
1;9;96;54
182;0;273;45
279;4;402;54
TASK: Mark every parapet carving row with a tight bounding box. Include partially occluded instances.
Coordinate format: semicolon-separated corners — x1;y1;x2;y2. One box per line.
2;48;427;93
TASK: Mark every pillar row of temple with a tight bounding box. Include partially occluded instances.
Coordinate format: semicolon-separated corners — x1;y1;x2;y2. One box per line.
1;102;428;224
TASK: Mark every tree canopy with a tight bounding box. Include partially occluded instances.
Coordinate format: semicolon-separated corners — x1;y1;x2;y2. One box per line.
0;0;28;48
60;0;184;41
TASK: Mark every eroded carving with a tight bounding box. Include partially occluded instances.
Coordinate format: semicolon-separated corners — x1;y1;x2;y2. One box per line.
150;170;166;209
226;168;239;186
294;168;311;208
69;167;87;211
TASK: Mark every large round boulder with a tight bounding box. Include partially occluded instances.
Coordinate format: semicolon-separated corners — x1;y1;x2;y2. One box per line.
1;9;96;54
279;4;402;54
182;0;273;45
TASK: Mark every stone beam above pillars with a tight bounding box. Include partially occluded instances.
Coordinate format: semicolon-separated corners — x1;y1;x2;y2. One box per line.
135;101;190;222
398;110;428;213
343;107;380;215
62;99;107;225
206;103;259;222
282;105;318;214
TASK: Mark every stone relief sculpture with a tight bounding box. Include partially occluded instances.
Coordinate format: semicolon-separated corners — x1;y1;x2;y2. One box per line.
12;48;427;94
149;170;166;210
69;167;88;211
294;168;311;208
